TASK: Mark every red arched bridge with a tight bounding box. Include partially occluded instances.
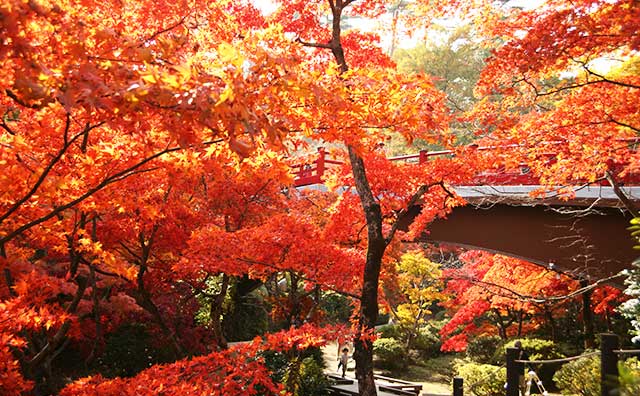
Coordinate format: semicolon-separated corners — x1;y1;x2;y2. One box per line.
292;145;640;282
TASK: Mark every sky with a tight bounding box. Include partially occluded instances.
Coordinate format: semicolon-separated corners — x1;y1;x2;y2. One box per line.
250;0;547;51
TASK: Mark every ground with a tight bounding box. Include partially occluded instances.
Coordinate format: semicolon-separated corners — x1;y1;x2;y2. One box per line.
321;344;453;395
321;344;566;395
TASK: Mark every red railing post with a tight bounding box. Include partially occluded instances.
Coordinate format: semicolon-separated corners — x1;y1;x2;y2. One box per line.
419;150;428;164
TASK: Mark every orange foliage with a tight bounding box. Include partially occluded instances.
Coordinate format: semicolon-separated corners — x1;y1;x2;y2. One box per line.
440;251;579;351
470;0;640;191
2;0;636;394
60;324;347;396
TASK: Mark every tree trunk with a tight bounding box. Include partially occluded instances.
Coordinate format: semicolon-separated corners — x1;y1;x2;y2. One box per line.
209;274;229;349
349;147;385;396
289;272;301;327
544;306;557;342
297;1;389;393
135;232;184;357
581;279;595;349
517;309;523;337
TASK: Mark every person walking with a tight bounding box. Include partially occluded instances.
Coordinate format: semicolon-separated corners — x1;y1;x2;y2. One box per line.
337;347;350;378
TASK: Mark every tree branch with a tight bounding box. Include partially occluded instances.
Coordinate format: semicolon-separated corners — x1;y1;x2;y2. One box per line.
605;171;640;217
295;37;333;49
0;115;93;225
446;271;624;305
1;121;16;135
28;277;88;367
237;257;361;299
583;64;640;90
607;115;640;134
5;89;50;109
0;144;179;246
385;182;439;245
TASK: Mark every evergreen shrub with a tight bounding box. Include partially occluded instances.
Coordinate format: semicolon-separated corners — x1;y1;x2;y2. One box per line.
553;353;599;396
377;324;402;340
455;361;506;396
466;335;502;364
554;355;640;396
412;320;445;358
619;357;640;396
373;337;407;370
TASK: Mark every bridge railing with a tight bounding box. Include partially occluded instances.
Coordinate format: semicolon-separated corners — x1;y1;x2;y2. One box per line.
292;147;538;187
292;147;343;186
293;139;640;188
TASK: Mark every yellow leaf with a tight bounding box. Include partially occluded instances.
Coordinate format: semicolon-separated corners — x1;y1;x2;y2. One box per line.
218;42;237;62
203;143;219;159
215;86;234;106
173;63;192;80
217;42;244;68
141;73;157;84
162;74;180;89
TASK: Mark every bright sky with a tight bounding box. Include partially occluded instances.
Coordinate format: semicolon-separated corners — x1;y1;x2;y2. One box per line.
253;0;277;15
250;0;548;51
504;0;545;9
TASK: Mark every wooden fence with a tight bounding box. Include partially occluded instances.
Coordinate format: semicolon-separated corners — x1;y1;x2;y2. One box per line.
327;333;639;396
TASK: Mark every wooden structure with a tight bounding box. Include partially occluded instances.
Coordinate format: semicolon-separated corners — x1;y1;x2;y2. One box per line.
326;374;422;396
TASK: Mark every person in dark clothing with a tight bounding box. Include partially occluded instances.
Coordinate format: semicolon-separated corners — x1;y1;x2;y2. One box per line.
514;340;530;395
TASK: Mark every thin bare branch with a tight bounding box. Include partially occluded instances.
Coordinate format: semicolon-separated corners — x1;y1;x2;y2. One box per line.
0;118;103;225
295;37;333;49
237;257;361;299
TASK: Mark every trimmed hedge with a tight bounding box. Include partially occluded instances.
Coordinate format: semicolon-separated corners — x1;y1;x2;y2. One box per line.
373;337;407;370
554;355;640;396
455;361;506;396
466;335;502;364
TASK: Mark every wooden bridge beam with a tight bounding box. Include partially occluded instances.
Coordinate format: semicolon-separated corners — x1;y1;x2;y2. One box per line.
402;204;636;284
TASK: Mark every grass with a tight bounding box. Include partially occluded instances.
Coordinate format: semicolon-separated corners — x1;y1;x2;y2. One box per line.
392;354;459;383
390;355;567;396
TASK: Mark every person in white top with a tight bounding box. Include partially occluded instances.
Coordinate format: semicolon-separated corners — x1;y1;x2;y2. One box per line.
337;347;350;378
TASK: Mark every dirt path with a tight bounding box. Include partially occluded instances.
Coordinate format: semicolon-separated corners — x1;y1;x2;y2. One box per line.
321;343;452;396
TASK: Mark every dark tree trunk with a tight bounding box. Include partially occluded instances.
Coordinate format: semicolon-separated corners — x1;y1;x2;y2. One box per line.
209;274;229;349
517;309;523;337
349;147;385;396
544;306;557;342
289;272;301;327
297;1;393;394
581;279;596;349
135;231;184;358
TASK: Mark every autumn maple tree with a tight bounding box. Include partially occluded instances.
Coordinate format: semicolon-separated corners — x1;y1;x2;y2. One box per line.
0;0;348;394
439;251;579;351
382;250;444;350
468;0;640;203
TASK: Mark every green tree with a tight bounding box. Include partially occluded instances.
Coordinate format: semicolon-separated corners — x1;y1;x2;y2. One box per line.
385;251;444;350
391;24;488;153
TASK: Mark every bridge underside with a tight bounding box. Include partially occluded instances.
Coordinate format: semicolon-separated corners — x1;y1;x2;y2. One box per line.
404;204;637;284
